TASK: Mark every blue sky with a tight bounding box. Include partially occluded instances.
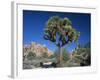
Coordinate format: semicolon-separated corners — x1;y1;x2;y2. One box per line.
23;10;91;52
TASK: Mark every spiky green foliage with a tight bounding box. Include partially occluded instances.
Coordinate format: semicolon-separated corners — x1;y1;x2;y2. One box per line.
43;16;80;47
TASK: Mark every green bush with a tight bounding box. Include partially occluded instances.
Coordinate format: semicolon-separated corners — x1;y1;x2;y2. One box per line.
71;42;91;66
27;52;36;60
42;52;48;58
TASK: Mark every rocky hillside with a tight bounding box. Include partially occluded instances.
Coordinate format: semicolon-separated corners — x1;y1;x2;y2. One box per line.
23;42;54;58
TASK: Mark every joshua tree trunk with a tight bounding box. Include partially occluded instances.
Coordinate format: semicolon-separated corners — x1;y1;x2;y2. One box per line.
57;46;62;66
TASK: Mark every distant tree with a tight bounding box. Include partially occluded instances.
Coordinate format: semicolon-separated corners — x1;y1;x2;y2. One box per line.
43;16;80;65
27;52;36;60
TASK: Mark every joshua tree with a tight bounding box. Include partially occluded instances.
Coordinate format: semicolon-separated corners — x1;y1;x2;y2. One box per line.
43;16;80;66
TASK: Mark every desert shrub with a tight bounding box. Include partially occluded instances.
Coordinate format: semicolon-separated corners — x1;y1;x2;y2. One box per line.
42;52;48;58
71;42;91;66
49;54;56;59
27;51;36;60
